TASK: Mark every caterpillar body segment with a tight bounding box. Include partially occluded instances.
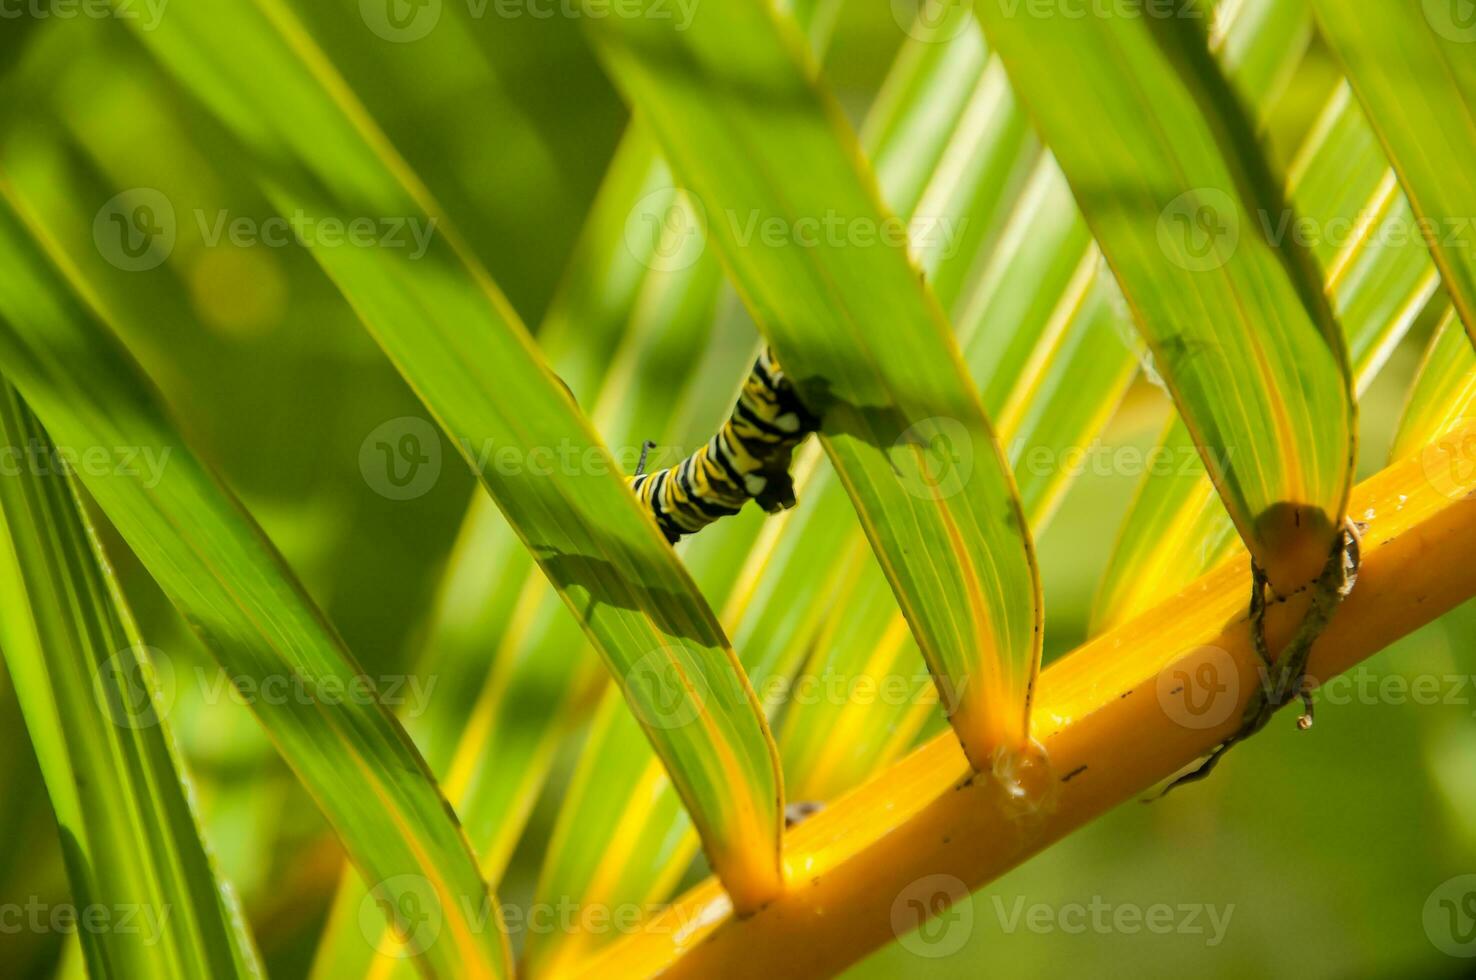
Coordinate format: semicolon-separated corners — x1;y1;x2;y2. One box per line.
628;348;820;544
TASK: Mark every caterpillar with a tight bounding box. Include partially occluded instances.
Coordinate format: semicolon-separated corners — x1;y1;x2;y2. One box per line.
628;347;820;544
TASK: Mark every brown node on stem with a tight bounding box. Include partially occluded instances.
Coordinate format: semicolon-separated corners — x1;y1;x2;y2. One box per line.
1250;500;1339;597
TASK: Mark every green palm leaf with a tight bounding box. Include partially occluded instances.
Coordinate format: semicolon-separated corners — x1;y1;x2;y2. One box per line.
974;0;1356;595
0;184;511;978
584;0;1044;775
315;0;841;959
0;379;261;980
524;24;1009;971
1393;307;1476;461
307;128;700;980
1094;79;1439;631
1311;0;1476;344
126;0;785;910
780;0;1298;799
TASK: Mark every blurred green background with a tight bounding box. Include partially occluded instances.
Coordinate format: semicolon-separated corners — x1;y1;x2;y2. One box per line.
0;3;1472;978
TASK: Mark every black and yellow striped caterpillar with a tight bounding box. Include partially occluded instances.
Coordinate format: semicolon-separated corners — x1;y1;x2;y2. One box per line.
628;347;820;544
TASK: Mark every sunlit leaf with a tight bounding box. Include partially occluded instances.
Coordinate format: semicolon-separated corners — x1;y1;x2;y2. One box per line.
1393;308;1476;461
0;183;511;979
585;0;1043;774
0;380;261;980
123;0;785;911
973;0;1356;595
1094;80;1438;631
780;0;1304;800
1311;0;1476;344
525;20;1041;970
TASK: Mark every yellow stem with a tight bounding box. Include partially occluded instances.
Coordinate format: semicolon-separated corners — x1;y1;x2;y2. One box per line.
573;420;1476;979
